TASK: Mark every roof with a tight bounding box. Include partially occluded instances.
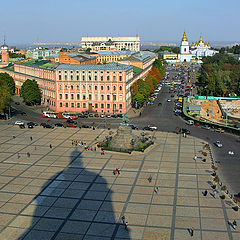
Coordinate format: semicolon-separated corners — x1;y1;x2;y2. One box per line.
96;51;135;56
56;62;133;71
187;105;201;111
133;66;143;76
119;51;157;63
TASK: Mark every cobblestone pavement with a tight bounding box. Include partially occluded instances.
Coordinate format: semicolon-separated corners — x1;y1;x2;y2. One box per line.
0;124;239;239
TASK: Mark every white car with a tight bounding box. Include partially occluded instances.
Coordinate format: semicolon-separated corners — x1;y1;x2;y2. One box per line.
167;99;171;102
228;151;234;155
214;141;223;148
15;120;25;125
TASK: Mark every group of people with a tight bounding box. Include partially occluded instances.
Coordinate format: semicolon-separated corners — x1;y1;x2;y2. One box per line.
72;140;84;147
113;168;120;175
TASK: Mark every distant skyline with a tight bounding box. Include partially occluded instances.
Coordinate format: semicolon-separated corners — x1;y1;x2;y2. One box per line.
1;0;239;45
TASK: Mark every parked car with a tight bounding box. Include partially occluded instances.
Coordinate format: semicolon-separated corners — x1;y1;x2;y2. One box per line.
27;122;38;126
175;112;181;116
88;114;94;117
94;113;99;118
100;114;105;118
40;123;47;127
186;120;194;125
144;124;157;131
117;114;123;118
43;124;54;129
20;111;27;115
81;124;91;128
15;120;25;125
215;128;225;133
182;128;190;134
201;125;210;130
55;123;64;127
129;124;138;130
15;102;20;105
106;114;111;118
158;102;162;106
167;99;171;102
215;140;223;148
28;124;34;129
111;114;117;118
66;119;77;124
67;123;77;128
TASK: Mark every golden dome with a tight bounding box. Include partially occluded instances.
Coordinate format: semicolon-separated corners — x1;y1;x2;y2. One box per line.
208;42;210;47
182;31;188;42
199;34;204;44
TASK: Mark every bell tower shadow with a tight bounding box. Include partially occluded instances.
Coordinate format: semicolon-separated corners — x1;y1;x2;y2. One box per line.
18;149;130;239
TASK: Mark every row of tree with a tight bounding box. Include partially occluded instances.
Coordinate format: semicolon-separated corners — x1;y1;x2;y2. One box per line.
0;73;15;113
197;53;240;96
219;45;240;55
0;72;42;114
154;46;180;54
131;59;165;107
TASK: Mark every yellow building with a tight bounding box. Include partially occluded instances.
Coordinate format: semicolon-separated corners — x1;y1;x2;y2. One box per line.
159;51;178;60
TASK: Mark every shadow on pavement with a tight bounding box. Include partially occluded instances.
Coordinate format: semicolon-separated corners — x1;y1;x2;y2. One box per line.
18;149;130;239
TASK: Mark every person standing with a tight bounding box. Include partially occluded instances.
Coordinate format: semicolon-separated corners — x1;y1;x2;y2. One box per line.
190;227;194;236
50;144;52;149
233;220;237;229
125;221;128;230
121;216;125;225
30;136;33;141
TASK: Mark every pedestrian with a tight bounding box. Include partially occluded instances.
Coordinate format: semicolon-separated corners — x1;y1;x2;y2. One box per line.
50;144;52;149
30;136;33;141
113;170;116;175
203;190;208;196
233;220;237;229
94;147;96;151
13;135;16;139
17;153;20;159
125;221;128;230
154;187;159;194
102;150;105;155
121;216;125;224
116;168;120;174
190;227;194;236
75;141;77;146
194;155;197;161
27;152;30;157
35;146;37;150
72;140;73;146
139;112;142;117
148;176;152;183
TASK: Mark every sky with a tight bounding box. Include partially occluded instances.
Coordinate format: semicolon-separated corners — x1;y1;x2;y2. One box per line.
1;0;239;45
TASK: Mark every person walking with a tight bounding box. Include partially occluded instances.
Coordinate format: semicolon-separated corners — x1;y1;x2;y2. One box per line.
233;220;237;229
190;227;194;236
27;152;30;157
17;153;20;159
121;216;126;224
50;144;52;149
30;136;33;141
194;155;197;161
203;190;208;196
154;187;159;194
148;176;152;183
125;221;128;230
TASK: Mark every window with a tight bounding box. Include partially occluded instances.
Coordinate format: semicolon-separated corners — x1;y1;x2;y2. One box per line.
95;94;98;101
95;75;97;81
76;85;79;90
65;103;68;107
119;104;122;109
107;104;110;109
70;75;73;80
101;104;104;108
119;76;122;81
89;85;91;90
119;95;123;101
77;93;80;100
65;75;67;80
83;85;85;90
101;85;104;90
70;71;73;74
89;94;92;100
65;85;67;90
71;94;74;100
82;75;85;81
95;85;97;90
65;94;68;99
76;75;79;80
113;75;116;81
76;71;79;74
101;94;104;100
107;86;110;91
59;84;62;90
95;103;98;108
83;94;86;100
60;102;62;107
59;75;61;80
71;103;74;108
58;71;61;74
71;85;73;90
89;75;91;81
113;86;116;91
119;86;122;91
101;76;103;81
107;95;110;101
113;94;116;101
64;71;67;74
107;76;110;81
83;103;86;108
59;94;62;99
77;103;80;108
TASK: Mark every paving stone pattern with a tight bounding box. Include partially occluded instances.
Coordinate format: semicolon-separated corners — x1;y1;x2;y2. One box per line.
0;124;239;239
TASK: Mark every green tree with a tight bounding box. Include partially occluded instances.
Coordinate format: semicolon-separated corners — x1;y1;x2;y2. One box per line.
0;73;15;113
21;79;41;105
133;93;145;107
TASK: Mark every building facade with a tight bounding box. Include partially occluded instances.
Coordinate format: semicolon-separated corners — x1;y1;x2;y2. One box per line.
81;36;140;52
178;32;192;62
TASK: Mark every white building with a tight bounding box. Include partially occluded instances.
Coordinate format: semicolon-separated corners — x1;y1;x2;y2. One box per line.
81;36;140;52
191;34;217;57
178;32;192;62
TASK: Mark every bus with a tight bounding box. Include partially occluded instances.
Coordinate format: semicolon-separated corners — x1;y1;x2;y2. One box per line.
62;112;77;119
42;111;60;118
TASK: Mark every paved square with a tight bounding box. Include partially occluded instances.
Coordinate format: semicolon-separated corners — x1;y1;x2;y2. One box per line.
0;123;239;239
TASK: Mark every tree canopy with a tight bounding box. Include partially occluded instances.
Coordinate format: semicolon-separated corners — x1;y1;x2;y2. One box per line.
197;53;240;96
0;73;15;113
154;46;179;54
131;59;165;108
21;79;41;105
